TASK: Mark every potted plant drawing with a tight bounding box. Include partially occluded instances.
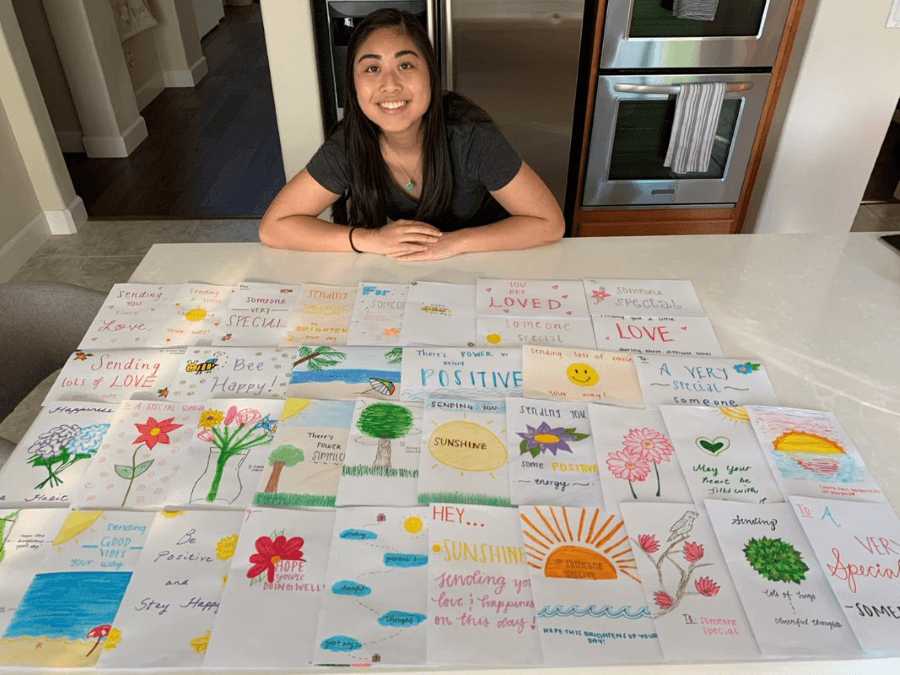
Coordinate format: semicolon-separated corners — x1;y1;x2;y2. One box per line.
634;510;720;616
263;444;304;493
118;417;183;507
357;402;413;470
517;421;590;458
26;423;111;490
606;426;675;499
191;406;278;504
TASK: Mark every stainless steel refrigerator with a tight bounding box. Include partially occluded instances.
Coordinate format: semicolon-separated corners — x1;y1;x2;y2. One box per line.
314;0;587;208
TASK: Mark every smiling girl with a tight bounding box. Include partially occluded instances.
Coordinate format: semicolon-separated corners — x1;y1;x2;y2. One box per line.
259;9;564;261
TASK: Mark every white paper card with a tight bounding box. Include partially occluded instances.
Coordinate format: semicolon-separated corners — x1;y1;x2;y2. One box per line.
477;279;589;318
747;406;884;502
477;316;596;349
169;346;292;400
214;282;303;346
79;284;175;349
427;504;542;665
660;405;783;505
705;500;861;657
402;281;476;347
589;406;692;510
519;505;661;665
205;507;335;668
506;398;602;507
619;502;759;661
400;347;522;400
592;315;722;357
314;507;428;665
288;345;403;401
634;355;778;408
584;279;705;317
522;346;643;406
285;283;356;346
347;282;409;346
336;399;423;506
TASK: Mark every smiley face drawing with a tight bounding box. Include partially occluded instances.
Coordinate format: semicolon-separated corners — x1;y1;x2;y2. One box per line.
566;362;599;387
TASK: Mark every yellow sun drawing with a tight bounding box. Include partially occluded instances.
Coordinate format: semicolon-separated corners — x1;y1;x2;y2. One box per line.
773;431;845;455
281;398;312;421
184;307;207;322
52;511;104;546
161;510;184;518
403;516;424;534
216;534;239;560
718;406;750;423
429;420;507;475
520;506;638;581
190;631;211;654
485;333;502;345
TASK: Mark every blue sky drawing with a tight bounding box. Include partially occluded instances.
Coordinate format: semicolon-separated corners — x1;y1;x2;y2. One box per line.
285;399;355;428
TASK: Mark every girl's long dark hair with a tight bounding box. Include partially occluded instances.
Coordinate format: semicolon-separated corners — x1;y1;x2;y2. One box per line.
342;9;483;228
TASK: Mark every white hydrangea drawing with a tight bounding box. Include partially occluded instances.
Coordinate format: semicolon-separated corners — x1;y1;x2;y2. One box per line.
26;423;111;490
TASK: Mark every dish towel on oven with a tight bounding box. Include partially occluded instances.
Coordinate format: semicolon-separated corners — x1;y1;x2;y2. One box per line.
673;0;720;21
664;82;727;174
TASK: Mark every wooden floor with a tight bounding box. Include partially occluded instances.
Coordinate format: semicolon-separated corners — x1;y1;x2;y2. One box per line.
65;4;285;219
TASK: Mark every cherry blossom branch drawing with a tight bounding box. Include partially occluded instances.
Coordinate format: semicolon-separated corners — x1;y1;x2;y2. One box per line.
634;510;719;616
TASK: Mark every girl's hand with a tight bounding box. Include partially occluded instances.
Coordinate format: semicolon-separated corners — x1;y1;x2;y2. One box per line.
355;220;442;257
395;230;466;262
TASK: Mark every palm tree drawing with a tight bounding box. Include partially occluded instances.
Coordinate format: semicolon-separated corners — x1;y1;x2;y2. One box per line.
293;345;346;369
356;402;413;469
384;347;402;364
264;444;304;493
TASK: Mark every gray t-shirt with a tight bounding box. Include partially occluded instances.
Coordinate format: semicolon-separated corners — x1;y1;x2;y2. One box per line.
306;119;522;231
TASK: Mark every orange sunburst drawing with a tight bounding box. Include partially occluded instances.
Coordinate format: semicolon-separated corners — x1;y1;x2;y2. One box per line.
519;506;639;582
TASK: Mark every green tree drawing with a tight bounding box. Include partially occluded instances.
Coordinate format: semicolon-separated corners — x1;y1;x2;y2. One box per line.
264;444;305;493
357;403;413;469
384;347;403;364
743;537;809;584
293;345;346;370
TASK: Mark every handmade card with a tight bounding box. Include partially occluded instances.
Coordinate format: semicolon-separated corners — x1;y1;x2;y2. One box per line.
619;503;759;661
288;345;403;400
314;507;428;665
285;283;356;346
588;406;692;510
78;283;174;349
522;346;642;406
213;282;303;346
73;401;204;509
427;504;542;665
592;315;722;357
791;497;900;654
519;505;661;665
477;316;596;349
0;402;116;507
401;281;476;347
705;500;861;657
747;407;884;502
162;283;231;346
660;406;783;505
204;507;335;668
165;399;283;508
400;347;522;400
169;347;292;400
44;349;182;404
584;279;706;317
253;399;354;508
506;398;602;506
347;282;408;346
336;399;423;506
96;510;243;668
477;279;589;318
418;398;511;507
0;508;69;635
634;355;778;408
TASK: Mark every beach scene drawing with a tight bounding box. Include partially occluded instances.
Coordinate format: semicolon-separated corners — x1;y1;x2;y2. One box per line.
287;346;402;400
0;571;132;667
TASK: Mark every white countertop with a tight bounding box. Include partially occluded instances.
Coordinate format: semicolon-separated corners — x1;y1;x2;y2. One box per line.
129;232;900;674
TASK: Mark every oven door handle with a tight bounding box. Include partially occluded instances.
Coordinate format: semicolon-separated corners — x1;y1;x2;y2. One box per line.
613;82;754;95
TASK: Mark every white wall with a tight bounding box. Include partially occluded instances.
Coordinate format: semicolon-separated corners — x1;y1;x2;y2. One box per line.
746;0;900;233
193;0;224;38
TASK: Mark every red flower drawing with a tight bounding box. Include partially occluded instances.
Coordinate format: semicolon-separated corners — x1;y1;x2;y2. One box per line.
638;534;660;554
247;535;305;583
683;541;705;563
653;591;674;609
694;576;720;597
133;417;182;449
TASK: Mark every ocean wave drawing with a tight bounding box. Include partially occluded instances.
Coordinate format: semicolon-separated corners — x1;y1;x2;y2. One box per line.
772;451;862;484
538;605;651;620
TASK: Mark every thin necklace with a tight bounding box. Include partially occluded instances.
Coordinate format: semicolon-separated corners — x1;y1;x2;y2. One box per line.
382;141;420;194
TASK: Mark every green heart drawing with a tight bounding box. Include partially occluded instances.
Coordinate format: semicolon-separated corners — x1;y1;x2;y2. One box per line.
695;436;730;456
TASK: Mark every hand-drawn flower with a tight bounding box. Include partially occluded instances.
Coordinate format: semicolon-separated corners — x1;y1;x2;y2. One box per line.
638;534;660;554
216;534;238;561
190;631;211;654
653;591;674;609
622;426;674;464
224;406;238;426
247;534;305;583
591;288;611;303
27;425;80;460
683;541;705;564
734;362;760;375
85;624;111;657
197;428;215;443
27;423;110;490
606;448;651;482
67;424;109;456
133;416;182;449
517;422;585;457
198;409;224;429
694;576;720;597
236;408;261;426
383;327;401;337
254;415;278;434
103;627;121;651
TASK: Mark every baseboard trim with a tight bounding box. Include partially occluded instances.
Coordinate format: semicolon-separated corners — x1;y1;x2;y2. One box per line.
0;212;51;282
135;72;165;111
163;56;208;88
56;130;84;153
44;196;87;235
82;117;148;158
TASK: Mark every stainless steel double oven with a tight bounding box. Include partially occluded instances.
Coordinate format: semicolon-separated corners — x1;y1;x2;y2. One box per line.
584;0;792;207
